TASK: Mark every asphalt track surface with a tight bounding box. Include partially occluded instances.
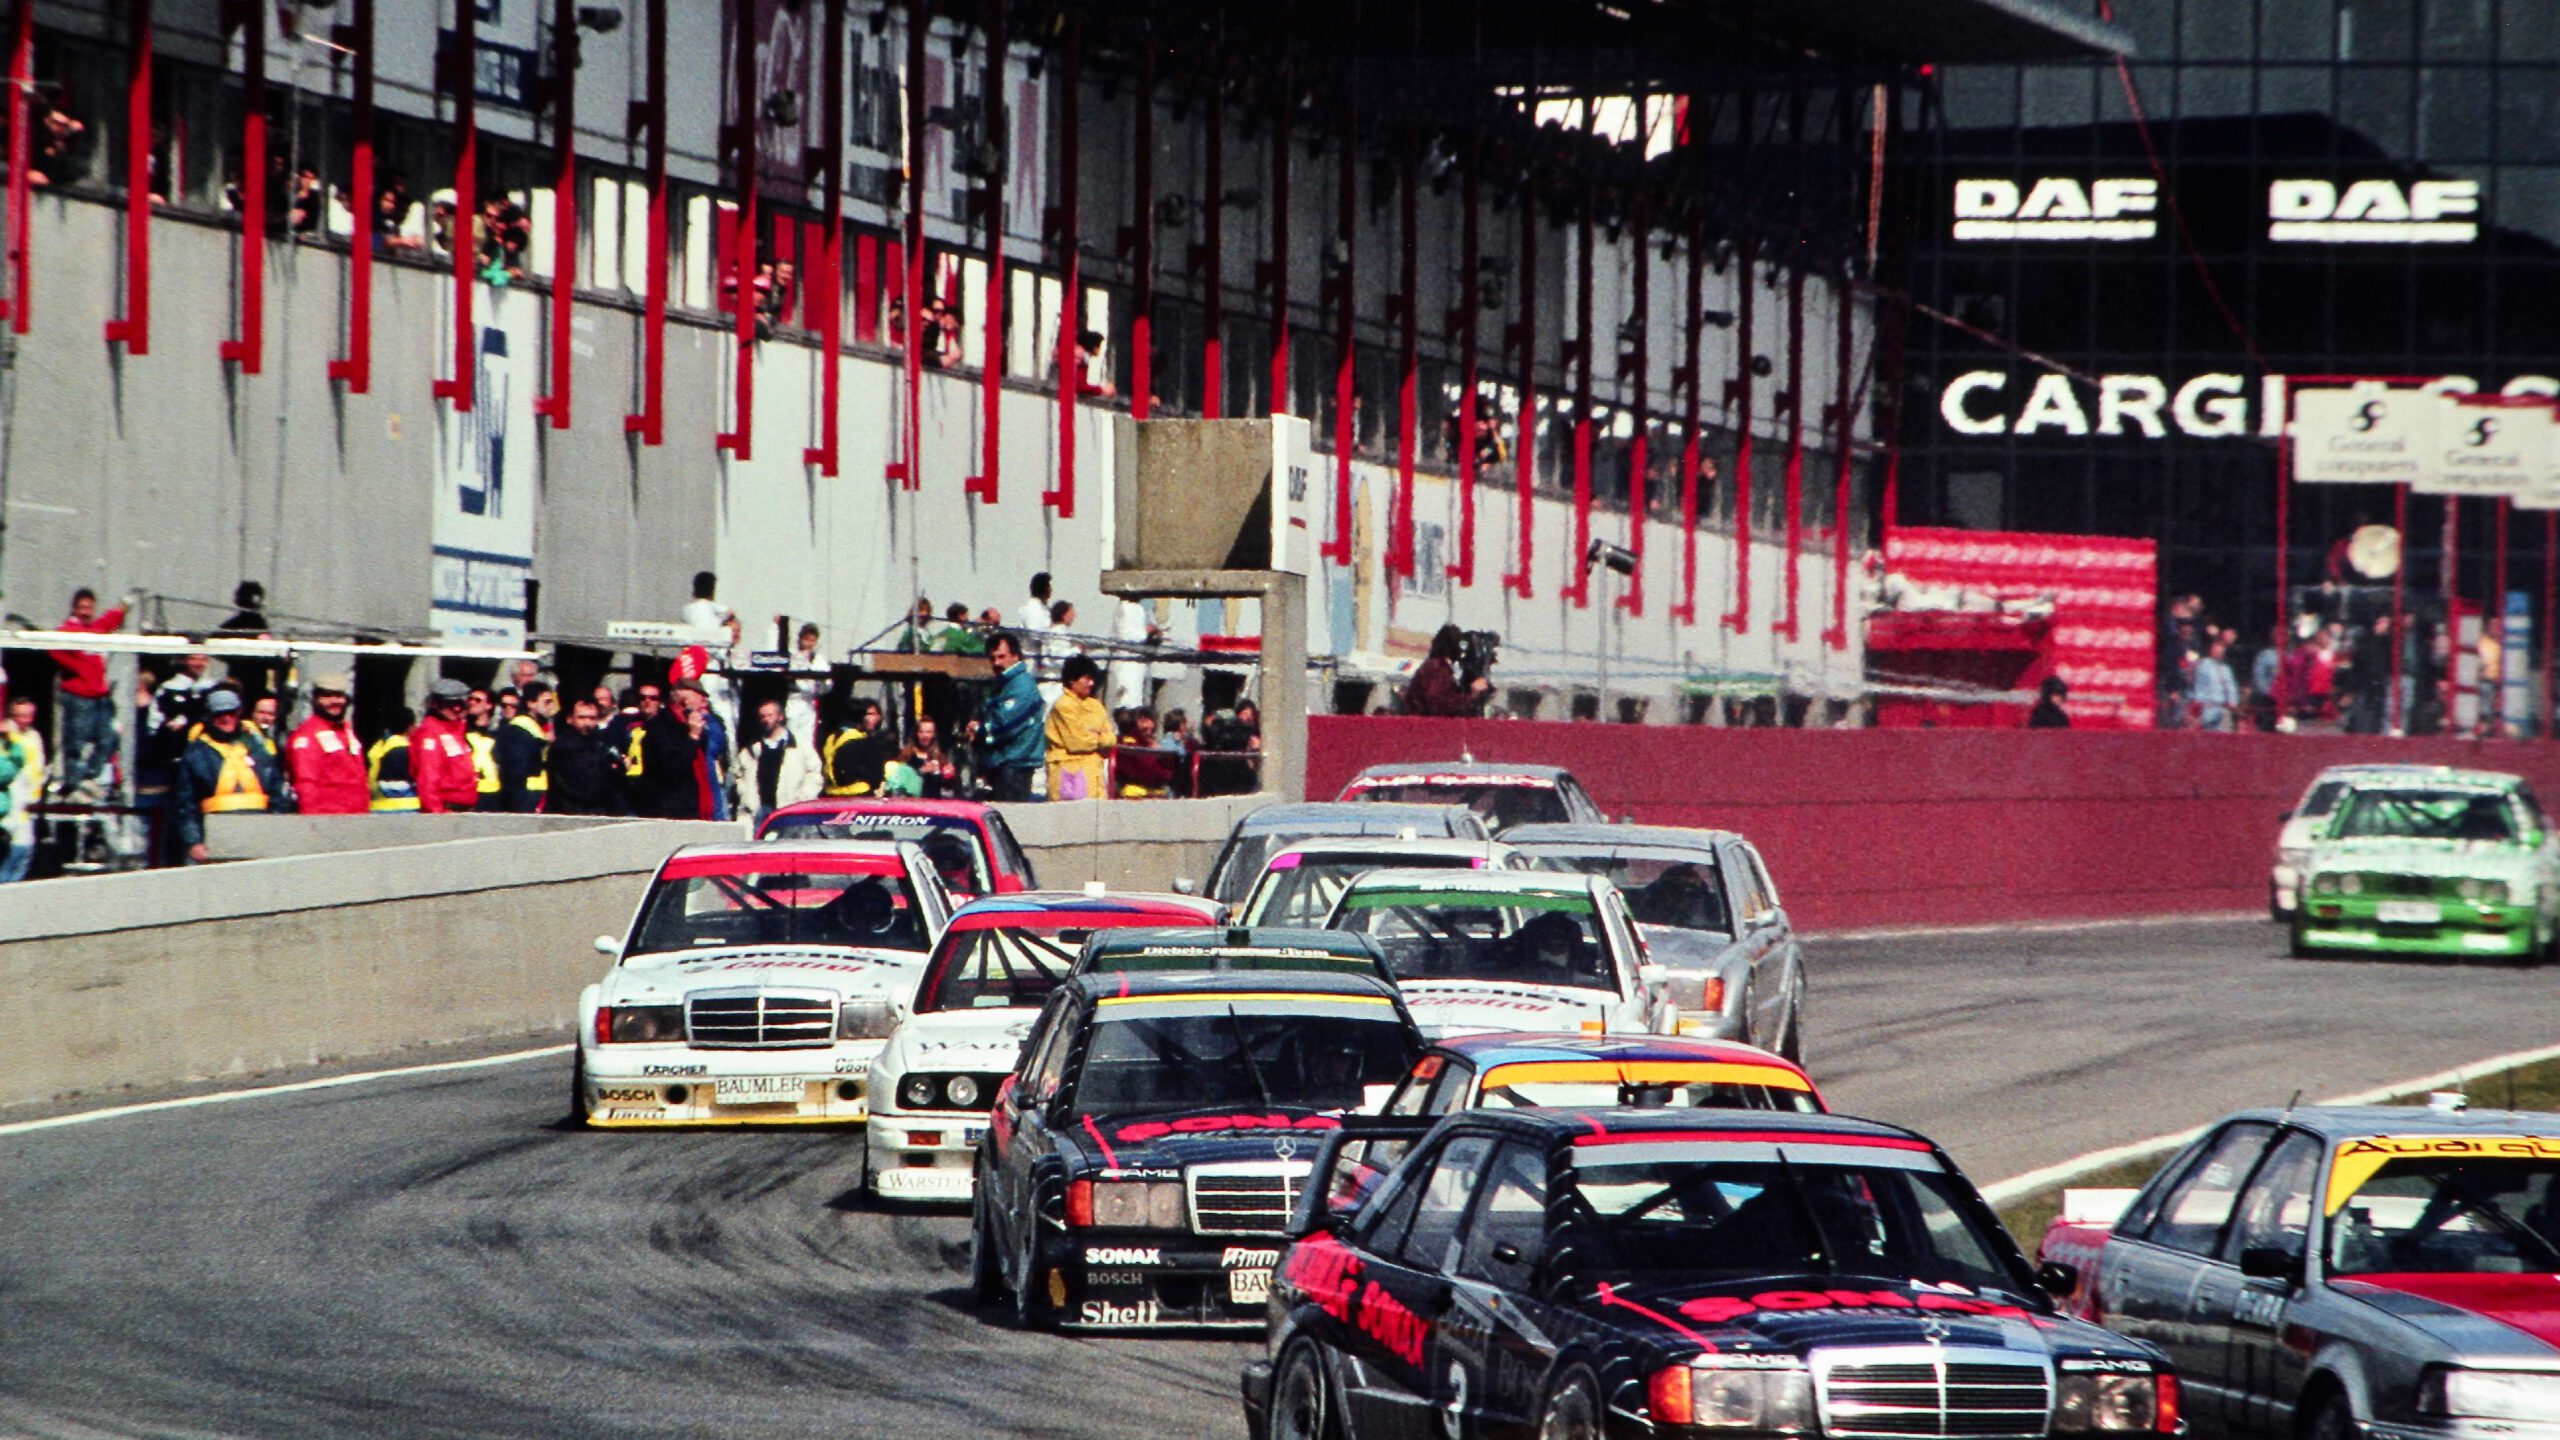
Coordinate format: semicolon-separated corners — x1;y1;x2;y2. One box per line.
6;915;2558;1439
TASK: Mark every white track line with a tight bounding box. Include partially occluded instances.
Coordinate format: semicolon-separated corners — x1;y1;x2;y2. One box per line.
1980;1039;2560;1205
0;1045;571;1138
1818;911;2259;943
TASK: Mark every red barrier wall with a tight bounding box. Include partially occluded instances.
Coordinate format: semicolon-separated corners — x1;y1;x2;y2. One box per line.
1307;718;2560;931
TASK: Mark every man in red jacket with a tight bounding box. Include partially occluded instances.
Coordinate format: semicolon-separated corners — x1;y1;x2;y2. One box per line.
52;587;132;793
409;678;482;813
283;672;369;814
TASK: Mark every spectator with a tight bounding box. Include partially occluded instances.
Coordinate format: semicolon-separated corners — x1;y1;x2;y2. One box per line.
634;683;710;819
427;196;458;255
1198;705;1262;796
2156;593;2198;729
1235;700;1263;748
1074;329;1116;398
1114;711;1176;799
29;89;83;186
972;631;1045;802
2027;676;2071;730
935;603;988;656
688;682;734;822
1018;573;1054;636
899;596;940;651
2346;616;2395;735
173;690;287;863
1045;655;1113;802
1040;599;1079;705
465;685;502;808
922;294;963;368
787;623;830;739
546;698;625;816
606;682;664;804
733;698;821;822
2192;635;2241;732
366;707;418;811
375;173;423;253
219;580;283;700
2250;627;2286;733
509;658;545;694
51;586;132;795
1402;623;1492;716
283;672;368;815
897;715;960;799
683;571;731;636
0;696;45;882
135;688;195;842
288;164;325;235
1158;708;1192;754
409;679;483;813
496;687;523;722
494;681;556;812
821;698;893;799
159;651;218;702
1112;599;1161;713
249;693;280;736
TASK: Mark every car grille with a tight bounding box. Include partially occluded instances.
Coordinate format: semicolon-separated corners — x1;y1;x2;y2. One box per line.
684;989;838;1048
1186;1161;1310;1235
2353;872;2442;898
1817;1349;2052;1440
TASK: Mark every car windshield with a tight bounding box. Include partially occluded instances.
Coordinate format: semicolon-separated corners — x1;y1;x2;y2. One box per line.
1333;888;1617;992
1532;853;1730;933
1564;1154;2017;1292
1066;1012;1415;1118
916;926;1096;1012
2299;780;2348;818
2332;789;2516;843
2329;1155;2560;1276
1357;782;1566;831
1244;853;1480;927
628;868;929;958
760;814;990;892
1477;1070;1820;1114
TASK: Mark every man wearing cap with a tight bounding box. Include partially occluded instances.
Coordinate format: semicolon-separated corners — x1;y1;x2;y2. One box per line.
410;678;483;813
173;689;287;863
284;672;370;814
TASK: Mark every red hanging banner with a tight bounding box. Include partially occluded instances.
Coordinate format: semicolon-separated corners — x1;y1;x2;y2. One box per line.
963;0;1003;500
1447;143;1479;590
327;0;375;391
1042;18;1080;516
713;0;758;460
802;0;846;477
0;0;30;334
428;0;475;407
1617;197;1650;617
1502;193;1538;599
1323;83;1355;567
1722;240;1759;633
1562;188;1595;609
103;0;151;353
532;0;577;428
1673;228;1705;625
620;0;667;445
220;0;269;374
1776;265;1806;640
1389;140;1418;580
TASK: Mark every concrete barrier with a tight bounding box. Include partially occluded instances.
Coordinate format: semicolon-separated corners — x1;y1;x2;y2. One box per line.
996;793;1272;893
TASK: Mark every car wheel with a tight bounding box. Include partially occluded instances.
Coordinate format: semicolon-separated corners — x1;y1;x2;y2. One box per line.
967;1185;1004;1307
1270;1341;1339;1440
2300;1390;2353;1440
2289;923;2319;960
1776;989;1805;1066
1537;1368;1603;1440
566;1049;592;1128
1007;1216;1052;1330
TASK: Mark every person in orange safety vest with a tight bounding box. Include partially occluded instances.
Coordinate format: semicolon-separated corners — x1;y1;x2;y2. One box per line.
173;688;288;863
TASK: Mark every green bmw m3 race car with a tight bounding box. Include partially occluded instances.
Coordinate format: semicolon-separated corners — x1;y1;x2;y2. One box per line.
2292;769;2560;963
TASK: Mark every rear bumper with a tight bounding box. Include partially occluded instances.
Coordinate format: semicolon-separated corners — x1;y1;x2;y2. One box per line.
865;1110;991;1199
580;1043;879;1125
1031;1230;1285;1330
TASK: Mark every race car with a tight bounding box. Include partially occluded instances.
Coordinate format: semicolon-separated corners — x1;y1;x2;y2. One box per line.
970;971;1424;1330
572;841;952;1127
1236;835;1525;928
2037;1102;2560;1440
864;889;1221;1199
1336;760;1606;833
1079;927;1398;986
1507;822;1807;1057
1190;801;1495;912
1244;1106;2177;1440
2291;768;2560;962
757;797;1040;899
1375;1032;1825;1125
1323;867;1678;1039
2271;765;2452;920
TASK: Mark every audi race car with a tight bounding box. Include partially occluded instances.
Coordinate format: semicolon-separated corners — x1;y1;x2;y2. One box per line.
1236;836;1526;928
757;797;1040;900
2039;1102;2560;1440
1080;927;1399;986
1508;823;1807;1057
1376;1033;1826;1126
2271;765;2445;920
970;971;1424;1330
572;842;952;1127
1191;802;1496;912
1324;867;1679;1039
2290;769;2560;962
865;889;1221;1200
1245;1106;2178;1440
1337;761;1606;834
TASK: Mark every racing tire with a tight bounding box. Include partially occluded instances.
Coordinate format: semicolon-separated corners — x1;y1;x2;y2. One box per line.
566;1049;592;1128
2299;1390;2353;1440
1006;1216;1053;1331
1537;1368;1604;1440
967;1186;1004;1307
1775;984;1806;1066
2288;923;2319;960
1269;1341;1341;1440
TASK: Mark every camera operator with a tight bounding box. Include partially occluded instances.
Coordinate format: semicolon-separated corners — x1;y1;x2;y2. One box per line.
1402;623;1494;717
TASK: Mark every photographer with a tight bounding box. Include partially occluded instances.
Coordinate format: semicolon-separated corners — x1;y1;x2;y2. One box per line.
1402;624;1493;717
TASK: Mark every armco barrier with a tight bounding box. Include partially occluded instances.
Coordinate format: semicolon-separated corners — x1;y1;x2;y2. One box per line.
1309;717;2560;931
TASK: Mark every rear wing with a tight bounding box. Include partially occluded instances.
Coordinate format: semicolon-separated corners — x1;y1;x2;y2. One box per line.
1285;1114;1439;1240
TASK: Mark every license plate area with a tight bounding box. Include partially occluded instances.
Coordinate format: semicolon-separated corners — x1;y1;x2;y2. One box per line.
1228;1268;1272;1305
715;1076;808;1105
2376;901;2441;925
963;1125;987;1146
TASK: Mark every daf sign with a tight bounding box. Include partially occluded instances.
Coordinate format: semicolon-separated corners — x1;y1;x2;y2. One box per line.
1951;177;2159;241
2268;178;2479;243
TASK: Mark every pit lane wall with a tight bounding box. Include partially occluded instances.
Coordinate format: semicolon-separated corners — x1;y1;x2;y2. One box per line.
1308;718;2560;931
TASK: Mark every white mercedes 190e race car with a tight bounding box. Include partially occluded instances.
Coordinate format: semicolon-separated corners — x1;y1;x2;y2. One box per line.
572;841;951;1127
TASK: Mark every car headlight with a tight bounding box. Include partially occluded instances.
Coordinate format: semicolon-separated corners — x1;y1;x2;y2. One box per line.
1652;1360;1813;1431
2340;873;2364;895
899;1073;938;1109
2418;1366;2560;1421
2055;1369;2168;1433
2311;873;2340;895
946;1074;981;1107
837;999;898;1039
602;1004;684;1044
2480;880;2510;905
1086;1179;1186;1230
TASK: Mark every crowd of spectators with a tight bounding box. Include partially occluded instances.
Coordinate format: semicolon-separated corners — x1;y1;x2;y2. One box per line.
2158;583;2451;736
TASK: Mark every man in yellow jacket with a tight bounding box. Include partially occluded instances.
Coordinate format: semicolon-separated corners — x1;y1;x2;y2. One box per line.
1044;655;1113;802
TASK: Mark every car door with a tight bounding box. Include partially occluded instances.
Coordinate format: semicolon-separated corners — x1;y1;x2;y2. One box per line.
1340;1133;1497;1440
1598;889;1671;1032
1736;844;1800;1041
1445;1140;1552;1436
2100;1121;2276;1403
1717;842;1776;1034
990;992;1079;1269
2216;1129;2323;1436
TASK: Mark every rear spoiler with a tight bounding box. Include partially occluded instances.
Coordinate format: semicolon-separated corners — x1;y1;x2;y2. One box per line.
1285;1114;1440;1240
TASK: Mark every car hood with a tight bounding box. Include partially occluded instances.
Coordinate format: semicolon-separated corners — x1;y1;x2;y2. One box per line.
2330;1274;2560;1361
1397;979;1619;1038
880;1005;1042;1075
1570;1275;2136;1361
2307;838;2537;878
602;946;927;1004
1065;1105;1345;1176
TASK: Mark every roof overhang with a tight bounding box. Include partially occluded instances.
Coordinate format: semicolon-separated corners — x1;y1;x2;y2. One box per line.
1752;0;2132;64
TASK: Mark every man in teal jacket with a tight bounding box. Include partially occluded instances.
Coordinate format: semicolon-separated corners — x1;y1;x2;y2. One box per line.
972;631;1045;802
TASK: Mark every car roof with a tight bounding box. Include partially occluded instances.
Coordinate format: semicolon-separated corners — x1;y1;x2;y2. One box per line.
1503;823;1741;852
664;840;913;870
1430;1032;1806;1073
1337;866;1603;897
1347;762;1575;785
944;892;1220;931
2221;1103;2560;1141
1085;925;1383;958
1264;836;1513;860
1060;968;1404;1004
1234;801;1477;835
2332;768;2521;792
763;797;996;820
1433;1105;1926;1147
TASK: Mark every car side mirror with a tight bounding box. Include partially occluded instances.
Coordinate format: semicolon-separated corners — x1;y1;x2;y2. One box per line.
2034;1260;2080;1298
2239;1245;2302;1285
1172;876;1199;895
1638;962;1669;988
2277;807;2293;821
593;934;620;956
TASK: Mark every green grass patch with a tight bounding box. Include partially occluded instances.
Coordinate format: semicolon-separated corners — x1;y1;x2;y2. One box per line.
1996;1054;2560;1253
